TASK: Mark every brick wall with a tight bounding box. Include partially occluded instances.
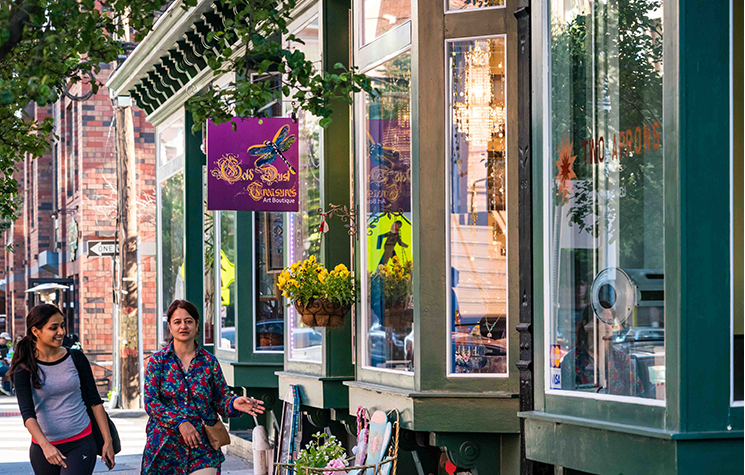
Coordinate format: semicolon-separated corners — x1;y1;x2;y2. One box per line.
5;62;158;379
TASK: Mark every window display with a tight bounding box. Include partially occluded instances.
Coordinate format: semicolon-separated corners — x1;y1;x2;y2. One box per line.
288;18;323;363
159;171;184;344
203;167;214;345
447;37;508;375
361;51;413;372
546;0;665;400
217;211;236;351
256;212;285;352
360;0;410;46
158;114;184;167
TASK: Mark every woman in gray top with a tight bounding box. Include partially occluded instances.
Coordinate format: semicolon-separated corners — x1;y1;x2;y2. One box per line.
9;304;116;474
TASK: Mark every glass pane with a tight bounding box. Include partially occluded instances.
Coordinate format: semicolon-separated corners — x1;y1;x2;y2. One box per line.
159;171;185;342
363;51;413;372
256;212;285;352
361;0;411;46
218;211;237;351
159;115;184;167
734;116;743;402
203;167;215;345
547;0;665;400
448;38;507;375
447;0;504;12
288;18;323;362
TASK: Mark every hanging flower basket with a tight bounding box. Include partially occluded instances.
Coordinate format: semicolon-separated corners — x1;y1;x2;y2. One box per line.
384;299;413;327
294;299;350;328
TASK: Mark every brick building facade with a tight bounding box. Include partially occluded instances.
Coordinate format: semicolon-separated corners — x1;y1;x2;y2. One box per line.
2;62;158;390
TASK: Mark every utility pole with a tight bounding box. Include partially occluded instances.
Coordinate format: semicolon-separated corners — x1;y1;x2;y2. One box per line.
115;95;140;409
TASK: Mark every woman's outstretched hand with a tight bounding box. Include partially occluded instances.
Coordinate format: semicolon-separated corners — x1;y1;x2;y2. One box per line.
233;397;265;416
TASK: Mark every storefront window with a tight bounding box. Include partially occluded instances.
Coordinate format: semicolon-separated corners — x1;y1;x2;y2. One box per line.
288;17;323;363
159;114;184;167
361;0;410;46
546;0;665;401
362;51;413;372
447;38;508;376
217;211;236;351
446;0;503;12
203;167;214;345
159;171;185;343
256;212;285;352
734;114;743;403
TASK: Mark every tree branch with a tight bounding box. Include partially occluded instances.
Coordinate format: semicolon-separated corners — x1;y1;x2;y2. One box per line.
0;0;41;63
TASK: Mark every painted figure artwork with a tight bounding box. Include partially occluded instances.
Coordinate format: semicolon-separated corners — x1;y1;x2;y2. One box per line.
363;411;392;475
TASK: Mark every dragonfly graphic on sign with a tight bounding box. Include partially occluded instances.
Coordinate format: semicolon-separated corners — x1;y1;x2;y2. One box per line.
247;124;297;174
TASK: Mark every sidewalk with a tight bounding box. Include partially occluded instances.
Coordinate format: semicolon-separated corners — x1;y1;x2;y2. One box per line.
0;395;254;474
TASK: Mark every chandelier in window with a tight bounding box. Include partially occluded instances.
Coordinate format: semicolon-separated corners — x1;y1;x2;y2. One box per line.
453;43;505;148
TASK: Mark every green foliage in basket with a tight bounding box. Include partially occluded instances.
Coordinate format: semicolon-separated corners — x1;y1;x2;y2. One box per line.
294;433;348;474
372;256;413;306
277;256;356;307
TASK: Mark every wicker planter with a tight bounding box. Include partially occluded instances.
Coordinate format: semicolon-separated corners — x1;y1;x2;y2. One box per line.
384;300;413;327
294;299;350;327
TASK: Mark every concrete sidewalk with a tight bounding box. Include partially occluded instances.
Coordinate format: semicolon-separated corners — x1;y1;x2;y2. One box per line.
0;395;254;474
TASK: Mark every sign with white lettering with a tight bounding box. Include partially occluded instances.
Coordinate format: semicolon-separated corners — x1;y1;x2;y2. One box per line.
87;240;118;257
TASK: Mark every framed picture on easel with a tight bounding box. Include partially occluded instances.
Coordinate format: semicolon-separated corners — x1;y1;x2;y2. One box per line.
275;385;301;475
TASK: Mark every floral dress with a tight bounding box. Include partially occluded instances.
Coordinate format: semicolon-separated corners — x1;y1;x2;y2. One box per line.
142;342;241;474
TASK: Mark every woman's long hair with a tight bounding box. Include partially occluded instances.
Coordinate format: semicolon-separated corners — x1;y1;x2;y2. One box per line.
8;304;64;389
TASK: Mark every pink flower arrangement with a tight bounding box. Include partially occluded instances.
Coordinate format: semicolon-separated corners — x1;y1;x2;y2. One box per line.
323;457;347;474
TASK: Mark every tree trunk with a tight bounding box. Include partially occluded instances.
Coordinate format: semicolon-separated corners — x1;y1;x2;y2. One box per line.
116;104;140;409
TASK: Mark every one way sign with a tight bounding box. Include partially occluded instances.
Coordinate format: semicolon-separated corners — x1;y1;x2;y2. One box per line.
87;240;118;257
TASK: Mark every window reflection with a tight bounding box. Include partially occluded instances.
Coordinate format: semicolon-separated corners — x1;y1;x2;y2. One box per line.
159;171;185;343
256;212;285;352
361;0;411;45
217;211;236;351
448;38;507;375
159;115;184;166
203;167;214;345
447;0;504;12
547;0;665;400
288;18;323;362
363;52;413;372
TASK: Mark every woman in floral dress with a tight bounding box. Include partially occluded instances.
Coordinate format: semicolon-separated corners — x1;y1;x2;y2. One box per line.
142;300;264;475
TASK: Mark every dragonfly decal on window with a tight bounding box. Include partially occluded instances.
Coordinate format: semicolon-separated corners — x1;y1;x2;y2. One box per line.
367;132;399;170
247;124;297;174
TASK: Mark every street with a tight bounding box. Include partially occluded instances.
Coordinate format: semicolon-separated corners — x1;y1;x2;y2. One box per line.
0;395;254;474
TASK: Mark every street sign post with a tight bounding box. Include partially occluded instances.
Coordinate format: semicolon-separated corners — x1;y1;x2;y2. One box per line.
87;240;118;257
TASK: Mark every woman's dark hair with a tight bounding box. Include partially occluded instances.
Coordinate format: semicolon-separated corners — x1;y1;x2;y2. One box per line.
166;300;200;325
8;304;64;389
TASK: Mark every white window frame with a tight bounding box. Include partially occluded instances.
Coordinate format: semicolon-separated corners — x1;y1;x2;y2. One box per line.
356;47;415;375
540;0;666;407
445;34;510;378
156;110;185;347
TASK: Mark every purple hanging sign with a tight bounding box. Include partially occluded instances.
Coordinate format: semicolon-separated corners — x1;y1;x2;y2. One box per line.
208;117;299;212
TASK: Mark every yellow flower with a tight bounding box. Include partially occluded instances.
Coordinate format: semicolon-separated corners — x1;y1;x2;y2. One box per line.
291;262;301;271
334;263;347;273
341;270;350;279
288;279;299;287
319;270;329;283
282;290;289;298
308;255;316;264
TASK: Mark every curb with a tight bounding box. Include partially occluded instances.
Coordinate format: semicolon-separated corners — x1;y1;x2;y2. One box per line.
108;409;147;418
226;431;254;464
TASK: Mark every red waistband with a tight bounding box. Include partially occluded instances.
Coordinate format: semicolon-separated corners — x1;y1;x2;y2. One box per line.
33;422;92;446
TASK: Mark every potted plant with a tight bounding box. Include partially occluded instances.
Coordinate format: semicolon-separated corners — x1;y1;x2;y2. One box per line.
277;255;356;327
293;433;349;475
374;256;413;327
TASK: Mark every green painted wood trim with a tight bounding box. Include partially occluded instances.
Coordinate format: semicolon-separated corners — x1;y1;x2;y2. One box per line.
277;370;352;408
220;360;283;388
184;110;205;343
520;411;743;441
320;0;354;380
346;381;519;433
524;418;678;475
677;0;743;433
